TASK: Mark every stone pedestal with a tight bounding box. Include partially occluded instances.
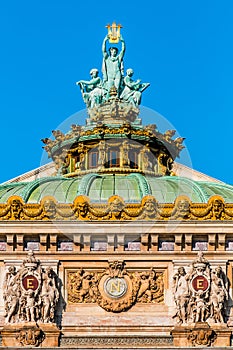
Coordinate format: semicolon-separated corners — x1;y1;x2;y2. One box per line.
172;322;231;347
39;322;60;347
2;322;60;348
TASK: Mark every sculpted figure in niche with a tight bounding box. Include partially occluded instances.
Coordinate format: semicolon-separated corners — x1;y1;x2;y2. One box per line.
137;270;156;302
41;267;59;323
98;140;106;167
76;68;103;108
140;145;153;172
193;290;209;323
4;251;59;325
210;266;228;323
120;68;150;106
120;140;130;167
102;34;125;95
3;266;20;323
173;267;190;324
79;272;95;302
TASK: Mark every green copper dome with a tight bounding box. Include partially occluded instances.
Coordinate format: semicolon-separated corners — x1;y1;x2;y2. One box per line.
0;174;233;204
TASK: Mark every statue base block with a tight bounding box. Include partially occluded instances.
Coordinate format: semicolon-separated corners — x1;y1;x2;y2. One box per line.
2;322;60;348
172;322;231;347
39;322;60;347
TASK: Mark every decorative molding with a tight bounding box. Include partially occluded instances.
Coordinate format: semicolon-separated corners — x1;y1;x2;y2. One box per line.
60;336;173;347
0;194;232;222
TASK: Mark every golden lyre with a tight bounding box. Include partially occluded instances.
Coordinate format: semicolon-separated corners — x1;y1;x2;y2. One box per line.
106;22;122;43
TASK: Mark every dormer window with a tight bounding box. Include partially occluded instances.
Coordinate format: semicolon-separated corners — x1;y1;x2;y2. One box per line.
107;150;120;168
89;151;98;168
129;151;138;169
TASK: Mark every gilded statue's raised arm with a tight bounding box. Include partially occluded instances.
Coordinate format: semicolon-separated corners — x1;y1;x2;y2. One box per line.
119;35;126;60
102;35;109;59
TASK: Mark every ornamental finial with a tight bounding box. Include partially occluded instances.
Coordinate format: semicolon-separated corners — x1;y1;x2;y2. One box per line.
106;22;122;43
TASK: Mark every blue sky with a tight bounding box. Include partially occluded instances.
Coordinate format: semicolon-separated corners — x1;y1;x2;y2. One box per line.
1;0;233;184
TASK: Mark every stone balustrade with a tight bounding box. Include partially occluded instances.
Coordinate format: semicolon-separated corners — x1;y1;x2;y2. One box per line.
0;221;232;253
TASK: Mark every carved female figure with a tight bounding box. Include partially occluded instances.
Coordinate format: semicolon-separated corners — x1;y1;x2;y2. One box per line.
4;266;20;323
173;267;190;324
41;267;59;322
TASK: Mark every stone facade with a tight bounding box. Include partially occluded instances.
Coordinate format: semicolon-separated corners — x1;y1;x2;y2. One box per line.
0;22;233;349
0;220;232;347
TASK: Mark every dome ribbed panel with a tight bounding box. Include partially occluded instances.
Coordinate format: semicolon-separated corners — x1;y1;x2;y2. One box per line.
0;175;233;204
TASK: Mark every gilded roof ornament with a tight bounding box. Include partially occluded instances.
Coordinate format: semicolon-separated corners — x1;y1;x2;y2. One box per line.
105;22;122;44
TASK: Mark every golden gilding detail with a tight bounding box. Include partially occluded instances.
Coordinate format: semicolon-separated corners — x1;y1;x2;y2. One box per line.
42;123;184;176
0;195;232;221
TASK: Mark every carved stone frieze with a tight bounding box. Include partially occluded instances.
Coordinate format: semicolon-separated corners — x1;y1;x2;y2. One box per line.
60;335;173;347
0;194;232;222
67;261;164;312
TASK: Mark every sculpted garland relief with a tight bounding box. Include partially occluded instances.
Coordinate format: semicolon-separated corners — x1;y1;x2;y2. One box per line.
0;194;232;221
67;261;164;312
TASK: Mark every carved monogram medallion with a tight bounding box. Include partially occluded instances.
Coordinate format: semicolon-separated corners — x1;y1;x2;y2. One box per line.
104;277;128;298
191;275;209;293
98;273;135;312
67;260;164;312
22;275;39;291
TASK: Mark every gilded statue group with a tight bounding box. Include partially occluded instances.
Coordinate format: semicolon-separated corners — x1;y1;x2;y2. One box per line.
76;25;150;108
